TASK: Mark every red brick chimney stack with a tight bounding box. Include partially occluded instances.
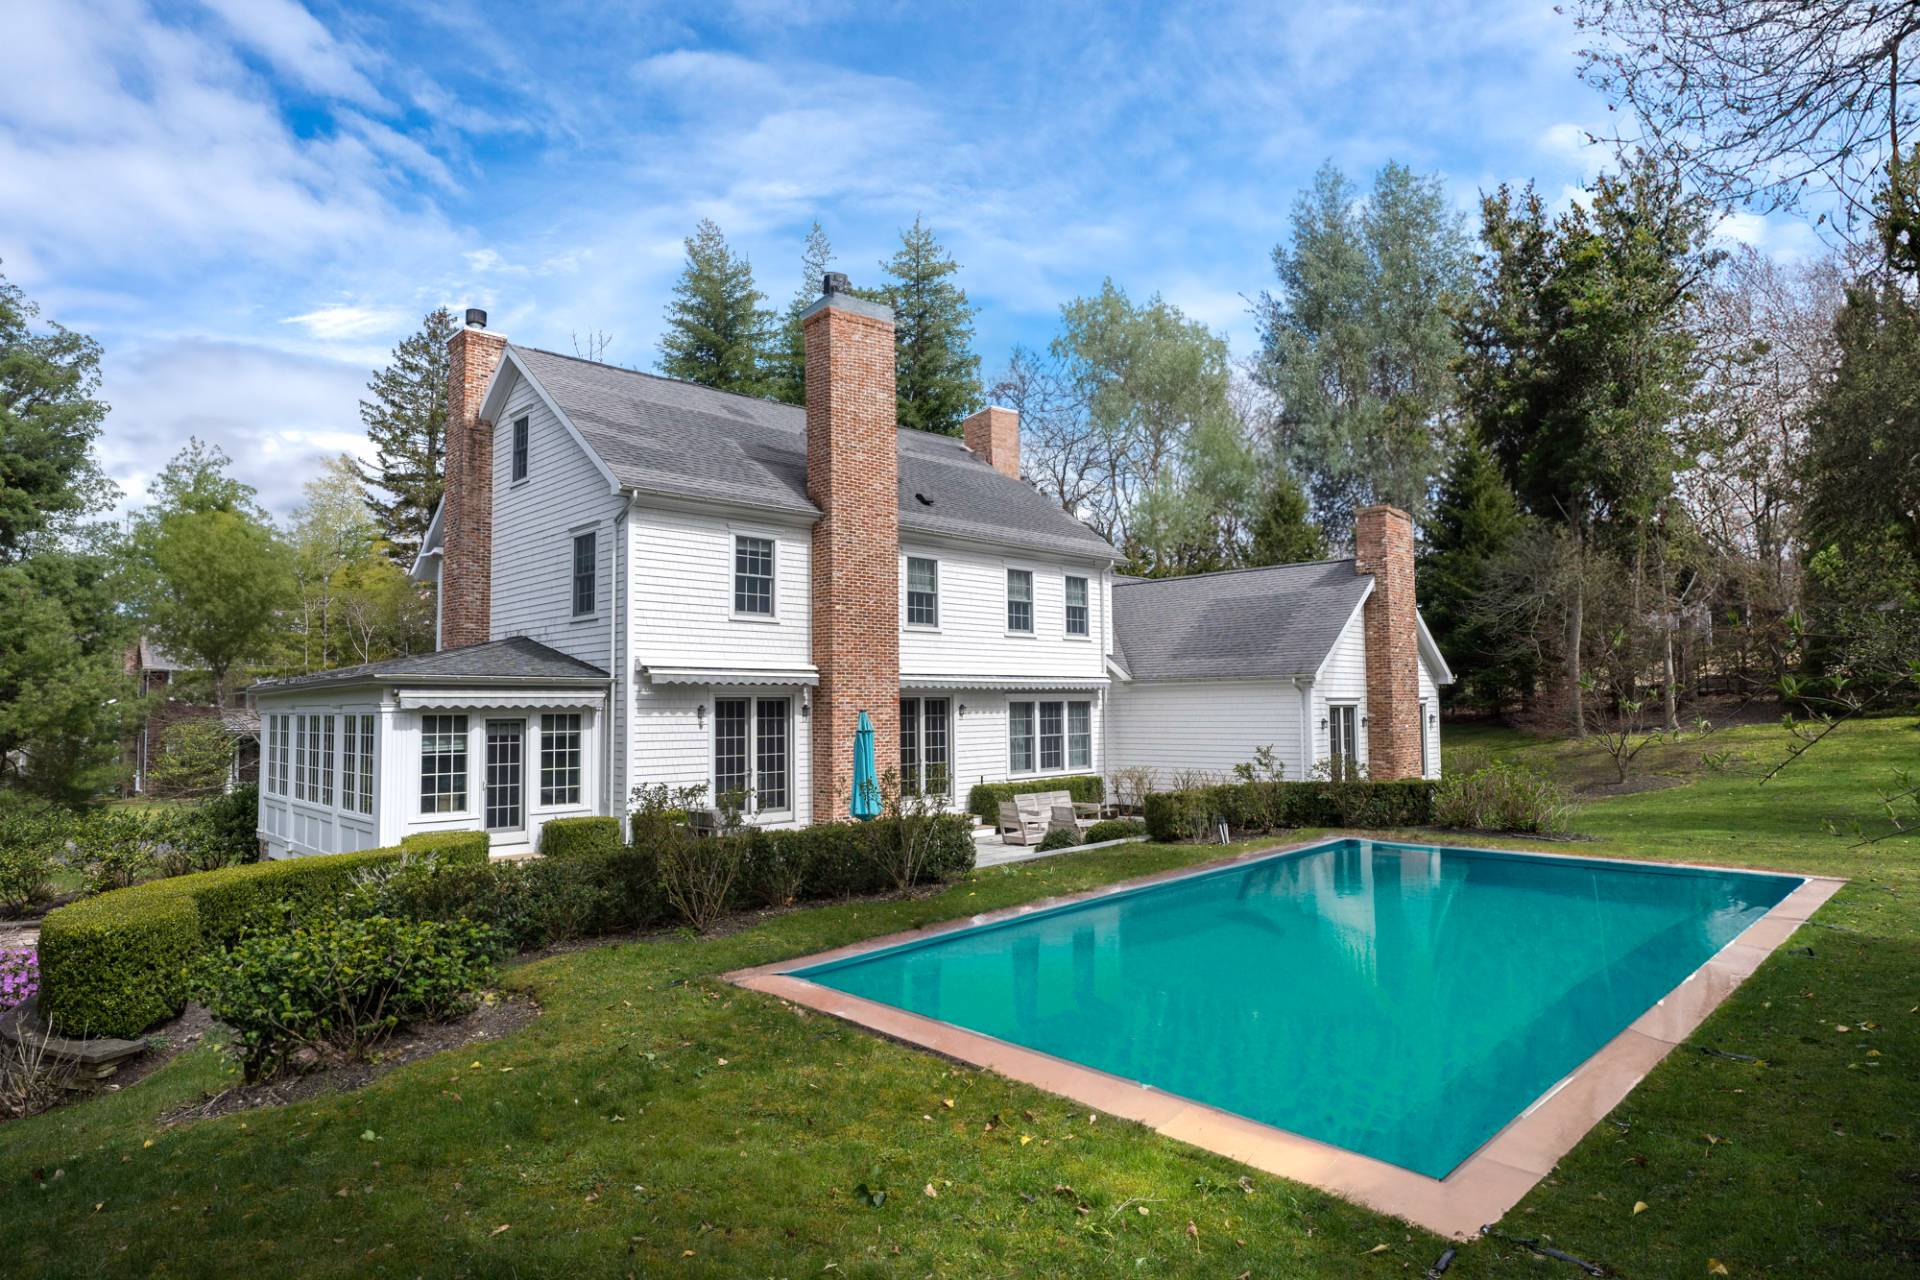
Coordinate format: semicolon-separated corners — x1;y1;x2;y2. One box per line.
441;308;507;651
804;273;900;821
962;406;1020;479
1353;504;1421;779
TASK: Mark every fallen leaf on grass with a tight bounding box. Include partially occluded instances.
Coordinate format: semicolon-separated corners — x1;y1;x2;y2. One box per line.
490;1225;511;1237
1707;1261;1729;1276
1633;1201;1649;1215
1365;1243;1390;1255
923;1183;937;1198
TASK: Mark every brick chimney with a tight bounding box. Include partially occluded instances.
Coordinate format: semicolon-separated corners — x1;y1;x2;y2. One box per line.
962;406;1020;479
441;308;507;650
804;273;899;821
1353;504;1421;779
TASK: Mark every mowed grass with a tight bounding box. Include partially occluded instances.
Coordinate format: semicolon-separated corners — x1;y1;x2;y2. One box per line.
2;718;1915;1277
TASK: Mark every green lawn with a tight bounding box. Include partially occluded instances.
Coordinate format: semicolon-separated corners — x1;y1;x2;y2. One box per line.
4;718;1916;1277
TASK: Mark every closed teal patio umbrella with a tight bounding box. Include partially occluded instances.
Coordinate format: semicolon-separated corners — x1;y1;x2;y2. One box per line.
850;710;882;821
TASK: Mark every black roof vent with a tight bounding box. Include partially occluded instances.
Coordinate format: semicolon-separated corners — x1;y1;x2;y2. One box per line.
822;272;851;297
914;492;935;506
464;307;488;329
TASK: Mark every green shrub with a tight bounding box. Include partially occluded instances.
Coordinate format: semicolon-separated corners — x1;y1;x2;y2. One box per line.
68;811;159;893
399;831;491;864
1432;762;1572;835
0;802;64;913
192;908;498;1082
965;775;1104;825
654;834;749;932
1035;828;1079;852
350;845;667;951
539;816;623;858
39;839;479;1038
201;784;262;863
1082;818;1146;844
1142;779;1438;842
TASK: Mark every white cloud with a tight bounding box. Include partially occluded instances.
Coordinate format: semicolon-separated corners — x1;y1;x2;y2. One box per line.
281;304;411;341
195;0;388;109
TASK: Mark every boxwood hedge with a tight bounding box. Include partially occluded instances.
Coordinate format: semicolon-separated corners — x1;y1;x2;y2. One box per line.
538;816;624;859
39;834;488;1039
965;775;1104;825
1142;778;1437;842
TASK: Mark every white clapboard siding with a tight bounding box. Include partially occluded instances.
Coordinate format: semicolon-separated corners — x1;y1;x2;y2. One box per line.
1108;680;1307;785
899;542;1108;682
1311;603;1371;770
628;504;812;668
942;691;1105;793
489;370;626;668
1418;659;1441;778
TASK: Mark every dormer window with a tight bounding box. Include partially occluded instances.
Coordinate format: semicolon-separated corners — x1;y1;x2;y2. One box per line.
734;535;775;616
511;416;529;482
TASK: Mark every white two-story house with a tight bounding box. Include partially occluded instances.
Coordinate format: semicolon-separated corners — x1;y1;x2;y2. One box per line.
252;276;1448;858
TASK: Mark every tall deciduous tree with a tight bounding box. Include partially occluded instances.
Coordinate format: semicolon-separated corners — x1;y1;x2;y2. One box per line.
130;441;293;701
658;219;772;395
1457;158;1716;731
876;217;981;435
1255;161;1471;544
767;221;833;407
0;266;112;561
359;307;455;566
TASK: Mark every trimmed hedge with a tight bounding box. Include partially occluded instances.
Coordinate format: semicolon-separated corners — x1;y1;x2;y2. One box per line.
1083;818;1147;844
1143;779;1437;842
965;775;1104;825
739;816;976;905
40;837;487;1039
539;816;623;859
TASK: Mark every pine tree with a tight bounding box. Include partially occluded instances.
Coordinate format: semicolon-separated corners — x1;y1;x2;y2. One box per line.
1420;428;1529;708
767;222;833;407
1246;467;1327;565
358;307;455;566
658;219;772;395
877;217;981;434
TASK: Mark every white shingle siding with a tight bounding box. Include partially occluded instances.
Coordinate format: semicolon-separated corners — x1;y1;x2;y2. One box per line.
1107;680;1305;785
898;542;1108;683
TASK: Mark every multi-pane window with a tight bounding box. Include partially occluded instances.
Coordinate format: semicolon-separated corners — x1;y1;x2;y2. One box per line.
1006;568;1033;633
302;714;326;802
899;697;951;796
341;715;360;812
319;714;335;806
1068;701;1092;769
1329;704;1359;780
484;720;524;831
541;713;582;806
1009;699;1093;775
571;531;596;616
420;714;468;813
755;699;790;811
1009;701;1036;774
511;416;529;482
734;535;775;615
268;714;289;795
293;713;307;801
906;556;939;627
354;715;375;814
1065;575;1090;637
714;696;791;813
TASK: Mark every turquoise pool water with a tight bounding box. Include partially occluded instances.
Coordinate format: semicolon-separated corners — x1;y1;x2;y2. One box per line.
791;839;1800;1177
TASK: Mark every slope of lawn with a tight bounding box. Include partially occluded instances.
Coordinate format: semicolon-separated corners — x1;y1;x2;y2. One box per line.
1;717;1914;1277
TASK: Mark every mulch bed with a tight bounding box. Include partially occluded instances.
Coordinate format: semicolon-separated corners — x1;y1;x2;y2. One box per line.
158;993;541;1125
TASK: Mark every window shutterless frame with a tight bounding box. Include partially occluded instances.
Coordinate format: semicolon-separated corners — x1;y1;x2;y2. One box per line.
905;556;939;628
511;416;529;482
1006;568;1033;634
733;535;776;618
1064;575;1090;637
571;530;597;617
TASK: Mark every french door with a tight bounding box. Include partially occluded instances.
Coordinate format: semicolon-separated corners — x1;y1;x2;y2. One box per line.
1329;705;1359;780
484;718;527;839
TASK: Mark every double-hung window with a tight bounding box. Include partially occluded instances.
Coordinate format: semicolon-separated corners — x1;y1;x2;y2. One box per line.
734;535;775;616
541;713;582;806
352;715;375;814
268;714;289;795
340;713;375;815
898;697;951;796
511;416;529;482
906;556;939;627
1006;568;1033;633
1008;699;1094;775
292;713;307;801
1065;575;1090;637
318;714;335;806
571;531;596;616
712;695;790;814
420;714;469;813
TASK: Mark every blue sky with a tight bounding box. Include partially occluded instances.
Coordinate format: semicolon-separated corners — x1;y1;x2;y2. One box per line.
3;0;1816;518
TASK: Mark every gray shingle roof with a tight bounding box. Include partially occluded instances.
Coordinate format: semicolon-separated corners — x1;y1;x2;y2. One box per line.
250;637;609;694
1109;560;1374;681
511;346;1114;560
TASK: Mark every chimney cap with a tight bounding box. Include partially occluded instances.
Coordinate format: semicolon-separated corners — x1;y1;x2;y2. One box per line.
802;273;892;326
464;307;488;329
822;271;851;297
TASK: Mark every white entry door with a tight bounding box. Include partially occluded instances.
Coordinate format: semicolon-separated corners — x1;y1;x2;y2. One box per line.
484;718;527;842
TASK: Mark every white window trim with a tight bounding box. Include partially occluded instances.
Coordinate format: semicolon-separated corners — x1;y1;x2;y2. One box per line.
729;532;780;623
1004;565;1036;638
1326;701;1361;774
1006;696;1095;778
903;554;941;631
416;712;476;821
510;415;531;485
538;711;589;811
708;689;795;820
1063;573;1092;641
898;695;953;797
569;526;600;621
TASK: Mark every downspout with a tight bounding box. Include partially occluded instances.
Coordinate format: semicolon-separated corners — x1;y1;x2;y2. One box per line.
606;498;628;820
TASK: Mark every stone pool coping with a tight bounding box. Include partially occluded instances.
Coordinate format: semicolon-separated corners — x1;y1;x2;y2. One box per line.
724;836;1845;1239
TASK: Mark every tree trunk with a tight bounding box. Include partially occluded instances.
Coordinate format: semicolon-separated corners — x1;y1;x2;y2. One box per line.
1567;574;1586;738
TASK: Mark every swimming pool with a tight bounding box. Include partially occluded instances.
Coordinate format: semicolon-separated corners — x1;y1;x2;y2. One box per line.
784;838;1803;1179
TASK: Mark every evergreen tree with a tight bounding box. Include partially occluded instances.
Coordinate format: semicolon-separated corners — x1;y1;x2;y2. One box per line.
358;306;455;566
1420;428;1529;708
658;219;772;395
1246;467;1327;566
1255;162;1471;544
767;222;833;407
876;217;981;435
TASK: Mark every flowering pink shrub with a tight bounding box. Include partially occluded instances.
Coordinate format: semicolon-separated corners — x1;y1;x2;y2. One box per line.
0;949;38;1011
